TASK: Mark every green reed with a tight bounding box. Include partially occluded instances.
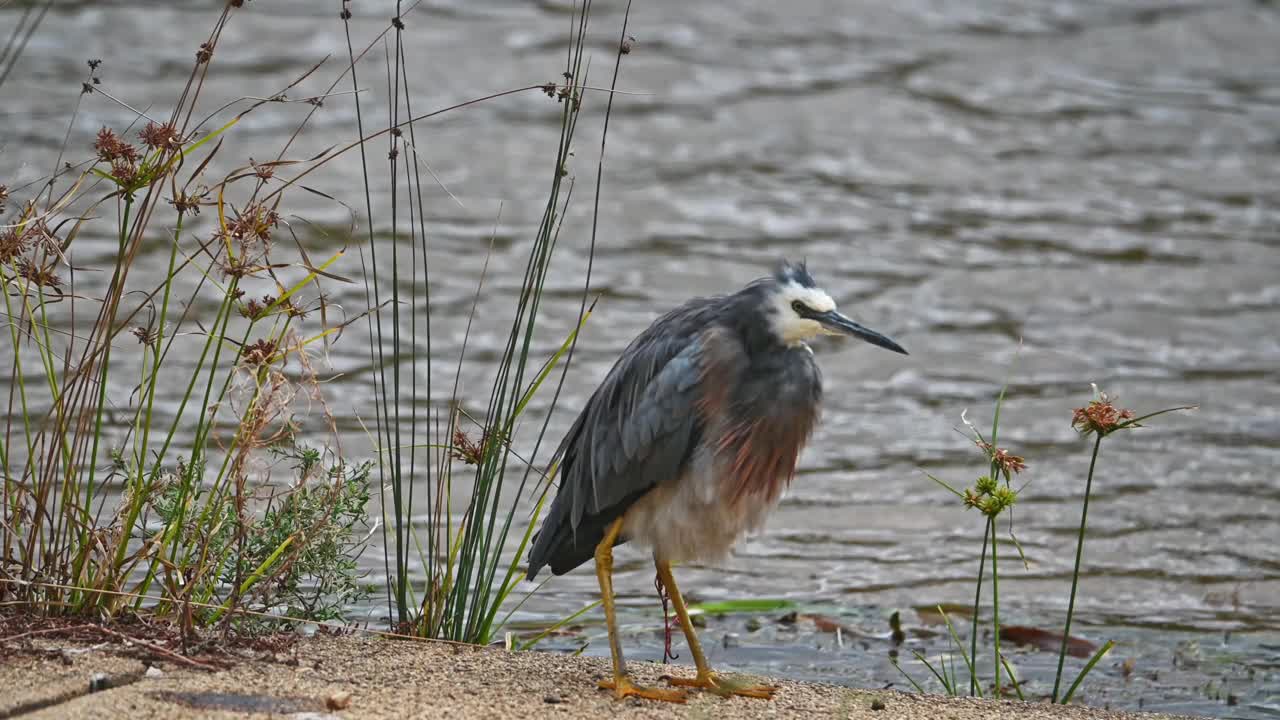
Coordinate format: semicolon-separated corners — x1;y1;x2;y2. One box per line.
350;0;634;645
1051;391;1194;702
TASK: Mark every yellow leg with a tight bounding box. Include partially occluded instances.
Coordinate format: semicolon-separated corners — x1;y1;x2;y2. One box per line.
656;560;777;700
595;519;687;703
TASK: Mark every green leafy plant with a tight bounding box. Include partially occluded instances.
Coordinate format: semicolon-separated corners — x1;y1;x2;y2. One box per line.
1;0;632;645
148;444;373;627
895;380;1192;703
0;7;347;623
895;379;1027;698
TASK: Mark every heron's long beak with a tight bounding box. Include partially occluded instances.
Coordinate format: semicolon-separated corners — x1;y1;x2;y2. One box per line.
817;310;908;355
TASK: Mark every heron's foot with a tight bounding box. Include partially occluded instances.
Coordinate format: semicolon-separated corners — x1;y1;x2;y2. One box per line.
598;675;688;703
664;671;777;700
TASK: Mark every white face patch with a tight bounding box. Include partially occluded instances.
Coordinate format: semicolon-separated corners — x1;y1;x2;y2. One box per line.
769;280;837;345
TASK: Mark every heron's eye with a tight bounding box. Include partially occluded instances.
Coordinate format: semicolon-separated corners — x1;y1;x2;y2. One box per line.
791;300;808;315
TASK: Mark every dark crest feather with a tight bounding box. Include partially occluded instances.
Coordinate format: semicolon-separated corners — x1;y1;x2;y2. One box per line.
773;259;815;288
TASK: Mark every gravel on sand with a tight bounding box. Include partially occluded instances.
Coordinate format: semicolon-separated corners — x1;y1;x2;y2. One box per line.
1;633;1202;719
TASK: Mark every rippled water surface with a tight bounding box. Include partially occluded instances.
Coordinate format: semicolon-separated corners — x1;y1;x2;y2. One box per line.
4;1;1279;716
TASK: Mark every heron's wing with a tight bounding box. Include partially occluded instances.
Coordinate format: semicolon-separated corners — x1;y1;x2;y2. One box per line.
570;340;688;523
566;312;737;525
527;301;744;577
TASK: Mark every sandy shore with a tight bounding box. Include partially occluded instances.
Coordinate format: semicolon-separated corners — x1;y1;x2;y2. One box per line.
2;633;1202;719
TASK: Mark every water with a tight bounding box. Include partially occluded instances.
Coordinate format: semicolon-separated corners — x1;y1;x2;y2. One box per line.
3;1;1279;716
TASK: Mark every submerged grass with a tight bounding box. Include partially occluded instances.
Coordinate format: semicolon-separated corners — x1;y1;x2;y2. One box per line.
0;0;633;645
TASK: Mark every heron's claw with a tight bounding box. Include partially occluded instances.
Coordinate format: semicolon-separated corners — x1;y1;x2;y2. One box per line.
598;676;688;703
664;671;777;700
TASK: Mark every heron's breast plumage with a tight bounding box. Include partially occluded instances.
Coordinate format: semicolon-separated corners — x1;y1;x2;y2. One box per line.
621;335;823;564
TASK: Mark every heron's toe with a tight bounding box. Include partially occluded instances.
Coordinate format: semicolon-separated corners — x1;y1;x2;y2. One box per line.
664;671;777;700
598;676;688;703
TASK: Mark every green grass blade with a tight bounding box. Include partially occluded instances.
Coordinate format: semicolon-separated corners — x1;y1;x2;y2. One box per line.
911;649;956;695
999;653;1025;701
1061;639;1115;704
938;607;979;697
891;657;930;695
517;598;602;652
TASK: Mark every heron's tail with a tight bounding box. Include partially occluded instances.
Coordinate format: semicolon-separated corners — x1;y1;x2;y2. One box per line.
526;495;623;579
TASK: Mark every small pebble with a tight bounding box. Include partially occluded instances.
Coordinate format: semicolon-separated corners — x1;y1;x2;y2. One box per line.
544;694;563;704
325;690;353;710
145;666;164;678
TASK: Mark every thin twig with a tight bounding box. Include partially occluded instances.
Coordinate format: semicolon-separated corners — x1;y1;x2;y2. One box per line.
0;623;99;644
89;625;220;671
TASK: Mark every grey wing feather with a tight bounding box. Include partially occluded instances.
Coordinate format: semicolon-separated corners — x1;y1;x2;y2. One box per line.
526;299;725;578
570;326;704;525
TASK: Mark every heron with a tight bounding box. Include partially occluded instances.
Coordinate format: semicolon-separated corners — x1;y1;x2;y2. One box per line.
526;260;907;703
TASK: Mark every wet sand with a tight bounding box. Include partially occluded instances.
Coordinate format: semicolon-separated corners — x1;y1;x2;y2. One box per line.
2;633;1203;719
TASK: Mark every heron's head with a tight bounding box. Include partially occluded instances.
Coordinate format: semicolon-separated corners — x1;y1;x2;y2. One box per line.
762;260;908;354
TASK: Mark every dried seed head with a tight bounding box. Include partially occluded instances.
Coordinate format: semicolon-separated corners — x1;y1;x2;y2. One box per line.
620;35;636;54
991;447;1026;476
0;184;9;215
221;255;253;279
227;203;280;246
169;189;203;215
15;258;62;290
94;127;119;159
1071;391;1136;437
246;294;306;320
450;428;491;466
20;219;59;254
131;325;160;346
94;127;140;163
110;158;137;185
0;227;28;264
242;338;277;367
978;441;1026;477
283;298;306;319
139;121;182;151
196;42;213;64
240;298;265;320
